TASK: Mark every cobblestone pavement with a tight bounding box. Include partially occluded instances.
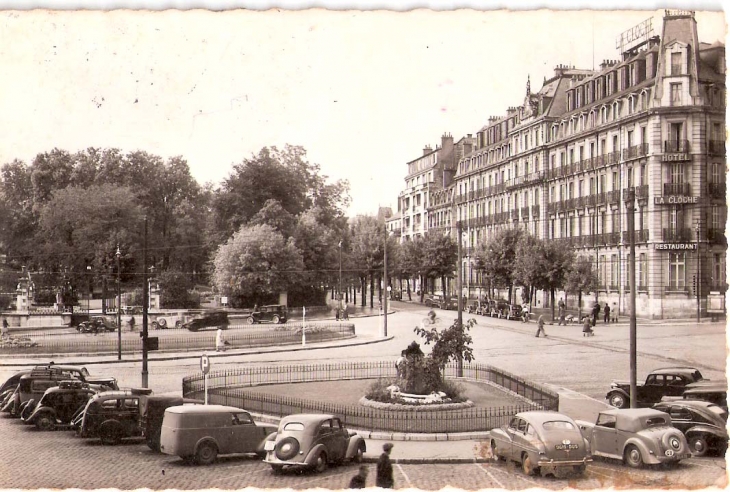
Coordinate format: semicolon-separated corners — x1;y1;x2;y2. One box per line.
0;416;725;490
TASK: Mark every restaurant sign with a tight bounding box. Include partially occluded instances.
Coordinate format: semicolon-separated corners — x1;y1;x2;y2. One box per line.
655;243;697;250
654;196;698;205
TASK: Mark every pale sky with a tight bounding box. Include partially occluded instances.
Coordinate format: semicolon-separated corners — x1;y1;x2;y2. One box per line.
0;7;726;216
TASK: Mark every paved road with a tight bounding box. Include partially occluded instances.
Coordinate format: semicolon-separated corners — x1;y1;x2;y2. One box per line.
0;416;725;490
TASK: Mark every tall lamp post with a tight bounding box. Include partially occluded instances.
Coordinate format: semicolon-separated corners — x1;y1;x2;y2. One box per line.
116;246;122;361
338;240;343;307
86;265;92;314
696;222;701;322
383;229;388;338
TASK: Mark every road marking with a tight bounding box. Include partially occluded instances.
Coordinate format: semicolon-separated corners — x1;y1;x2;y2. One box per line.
475;463;504;488
396;463;412;487
488;463;541;487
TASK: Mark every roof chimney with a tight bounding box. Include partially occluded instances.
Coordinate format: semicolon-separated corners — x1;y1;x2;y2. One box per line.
423;145;432;156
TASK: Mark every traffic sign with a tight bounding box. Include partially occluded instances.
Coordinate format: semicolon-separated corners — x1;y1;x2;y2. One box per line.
200;353;211;375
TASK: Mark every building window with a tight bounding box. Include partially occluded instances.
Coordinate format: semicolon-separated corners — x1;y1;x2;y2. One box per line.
669;253;686;290
671;52;682;75
610;255;618;289
670;83;682;106
711;205;723;229
669;163;684;184
711;162;723;183
639;253;648;289
713;254;724;288
600;255;607;287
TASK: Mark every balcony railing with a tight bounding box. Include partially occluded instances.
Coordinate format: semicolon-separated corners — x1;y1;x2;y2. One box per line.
663;140;690;153
622;229;650;243
596;192;607;206
708;140;725;156
520;206;530;219
707;228;727;246
510;210;520;221
607;190;621;205
622;143;649;160
708;183;726;199
606;231;620;245
662;227;692;242
606;151;620;165
636;184;649;200
663;183;691;196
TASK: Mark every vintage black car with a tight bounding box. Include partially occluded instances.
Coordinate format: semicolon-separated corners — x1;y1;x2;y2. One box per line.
181;311;229;332
246;305;288;324
682;383;727;412
77;388;153;445
77;316;117;334
139;395;204;451
653;400;728;457
606;367;705;408
23;380;98;430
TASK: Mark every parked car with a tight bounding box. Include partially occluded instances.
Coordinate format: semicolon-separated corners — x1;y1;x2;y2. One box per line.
22;380;98;430
159;404;277;465
263;413;366;473
606;367;706;408
439;296;457;310
139;395;204;451
181;311;229;332
682;383;727;412
77;316;117;334
246;305;288;324
652;400;728;457
489;299;511;318
77;388;153;445
577;408;691;468
151;315;184;330
0;369;32;406
489;411;591;476
423;294;444;309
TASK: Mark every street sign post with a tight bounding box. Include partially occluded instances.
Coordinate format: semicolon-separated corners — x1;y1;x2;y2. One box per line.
200;353;210;404
302;307;306;346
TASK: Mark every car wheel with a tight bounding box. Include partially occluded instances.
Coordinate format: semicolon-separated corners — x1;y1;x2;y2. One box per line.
246;317;255;325
195;442;218;465
271;464;284;474
99;422;122;446
521;454;537;476
151;321;159;330
353;443;365;463
624;444;643;468
146;438;160;452
272;315;280;324
175;320;182;329
608;392;627;408
490;439;503;461
36;414;55;431
158;318;167;328
314;451;328;473
688;435;709;457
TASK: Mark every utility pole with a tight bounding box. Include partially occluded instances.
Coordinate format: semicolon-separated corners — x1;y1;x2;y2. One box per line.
456;221;463;377
338;240;343;307
142;217;149;388
696;222;701;323
116;246;122;361
625;190;637;408
383;227;388;338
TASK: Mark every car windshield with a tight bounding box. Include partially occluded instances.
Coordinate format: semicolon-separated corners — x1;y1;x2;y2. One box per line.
283;422;305;431
542;420;575;430
645;417;668;427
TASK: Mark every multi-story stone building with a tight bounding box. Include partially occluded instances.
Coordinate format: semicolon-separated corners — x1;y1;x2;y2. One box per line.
445;10;725;318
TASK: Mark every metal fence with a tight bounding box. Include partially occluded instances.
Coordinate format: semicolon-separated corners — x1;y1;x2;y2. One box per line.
0;322;355;355
181;361;559;433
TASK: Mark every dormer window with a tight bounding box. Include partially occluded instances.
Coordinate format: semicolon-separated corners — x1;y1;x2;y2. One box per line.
671;52;682;75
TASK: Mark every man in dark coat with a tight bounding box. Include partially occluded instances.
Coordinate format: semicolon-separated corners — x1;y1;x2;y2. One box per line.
349;465;369;489
603;303;611;323
591;303;600;327
376;442;394;488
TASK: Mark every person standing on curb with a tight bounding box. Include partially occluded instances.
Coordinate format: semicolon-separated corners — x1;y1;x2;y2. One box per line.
1;318;8;338
129;315;135;332
376;442;394;488
349;465;369;489
557;299;566;325
535;314;547;338
603;302;611;324
215;328;227;352
591;302;600;327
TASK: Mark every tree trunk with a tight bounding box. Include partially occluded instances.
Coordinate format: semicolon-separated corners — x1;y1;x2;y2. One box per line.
369;274;374;309
377;274;382;305
361;277;366;307
578;291;582;319
508;283;513;304
550;288;555;321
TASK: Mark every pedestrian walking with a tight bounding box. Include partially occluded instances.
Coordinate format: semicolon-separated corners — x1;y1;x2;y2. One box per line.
376;443;394;488
535;314;547;338
582;316;594;337
349;465;369;489
603;303;611;324
557;299;566;326
129;315;136;332
611;302;618;323
215;328;227;352
591;303;600;327
1;318;8;338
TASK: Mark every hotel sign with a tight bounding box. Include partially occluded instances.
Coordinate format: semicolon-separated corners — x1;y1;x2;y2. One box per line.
661;153;690;162
653;196;698;205
655;243;697;250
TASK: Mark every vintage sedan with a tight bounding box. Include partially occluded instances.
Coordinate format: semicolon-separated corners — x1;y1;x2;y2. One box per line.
159;405;277;465
263;414;366;473
23;380;98;430
653;400;728;457
489;411;591;476
606;367;705;408
577;408;691;468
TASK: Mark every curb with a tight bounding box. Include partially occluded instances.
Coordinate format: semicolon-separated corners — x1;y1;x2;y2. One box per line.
0;335;395;367
362;457;491;464
358;431;490;441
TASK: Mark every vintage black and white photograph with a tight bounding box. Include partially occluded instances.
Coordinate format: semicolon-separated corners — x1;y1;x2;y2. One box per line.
0;3;726;490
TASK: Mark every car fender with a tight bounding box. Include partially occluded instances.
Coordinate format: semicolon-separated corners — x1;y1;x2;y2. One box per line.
622;437;655;463
256;431;278;454
686;425;727;440
27;406;56;424
304;443;328;465
194;436;219;455
606;388;630;400
345;434;366;459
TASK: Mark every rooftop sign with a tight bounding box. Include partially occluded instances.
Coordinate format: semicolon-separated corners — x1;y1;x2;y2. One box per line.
616;18;654;52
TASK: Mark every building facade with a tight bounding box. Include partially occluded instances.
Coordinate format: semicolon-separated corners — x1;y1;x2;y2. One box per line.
396;11;725;318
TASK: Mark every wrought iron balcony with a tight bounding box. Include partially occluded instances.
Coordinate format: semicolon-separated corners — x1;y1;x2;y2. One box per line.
708;183;726;199
708;140;725;156
663;139;690;153
606;232;620;245
607;190;621;205
606;151;620;165
531;205;540;218
663;183;691;196
707;228;727;246
636;184;649;200
622;143;649;160
520;206;530;219
547;202;556;215
596;192;607;205
662;227;692;242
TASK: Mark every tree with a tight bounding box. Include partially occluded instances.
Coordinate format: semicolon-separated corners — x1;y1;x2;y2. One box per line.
565;255;600;318
513;233;544;306
349;215;383;308
414;316;476;389
474;227;524;303
291;208;339;290
0;159;36;266
158;270;198;309
212;224;304;303
421;232;457;297
399;238;425;301
249;199;296;238
538;241;575;320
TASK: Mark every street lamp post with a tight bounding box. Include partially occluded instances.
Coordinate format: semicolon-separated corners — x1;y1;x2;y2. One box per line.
86;265;92;315
338;240;343;308
383;228;388;338
116;246;122;361
696;222;701;322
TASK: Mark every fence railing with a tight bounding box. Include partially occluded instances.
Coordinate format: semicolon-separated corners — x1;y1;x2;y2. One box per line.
181;361;559;433
0;322;355;355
